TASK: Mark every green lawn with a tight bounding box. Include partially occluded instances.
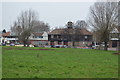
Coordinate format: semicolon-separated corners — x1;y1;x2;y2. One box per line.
2;46;118;78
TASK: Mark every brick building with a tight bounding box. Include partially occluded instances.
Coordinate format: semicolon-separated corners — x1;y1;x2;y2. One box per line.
109;27;120;50
48;21;93;47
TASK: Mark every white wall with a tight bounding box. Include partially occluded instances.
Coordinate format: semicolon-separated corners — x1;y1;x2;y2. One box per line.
30;32;48;40
42;32;48;40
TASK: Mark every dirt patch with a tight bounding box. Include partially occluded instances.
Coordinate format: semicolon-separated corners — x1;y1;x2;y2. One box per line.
2;47;54;51
30;49;54;50
112;53;119;55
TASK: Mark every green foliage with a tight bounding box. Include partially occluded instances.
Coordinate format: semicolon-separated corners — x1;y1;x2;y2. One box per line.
2;46;118;78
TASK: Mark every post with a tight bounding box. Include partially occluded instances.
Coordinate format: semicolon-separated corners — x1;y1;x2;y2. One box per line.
118;33;120;54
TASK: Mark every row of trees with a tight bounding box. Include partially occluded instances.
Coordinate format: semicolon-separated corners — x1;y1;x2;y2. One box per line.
11;9;50;47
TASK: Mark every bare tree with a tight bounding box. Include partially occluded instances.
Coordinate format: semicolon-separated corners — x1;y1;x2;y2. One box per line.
11;9;50;47
88;2;118;50
11;9;38;47
74;20;88;29
32;20;50;33
11;21;22;36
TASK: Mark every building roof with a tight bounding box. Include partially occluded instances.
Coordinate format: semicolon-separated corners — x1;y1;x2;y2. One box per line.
111;26;120;33
48;29;64;35
79;29;92;35
2;32;45;37
48;28;92;35
2;32;10;37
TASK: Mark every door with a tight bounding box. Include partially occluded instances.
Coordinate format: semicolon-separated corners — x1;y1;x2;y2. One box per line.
112;41;117;47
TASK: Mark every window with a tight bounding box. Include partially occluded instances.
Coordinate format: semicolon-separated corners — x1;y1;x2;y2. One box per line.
58;35;61;38
50;41;54;45
84;36;88;39
64;41;68;46
51;35;54;38
39;36;43;38
112;41;117;47
58;41;62;45
54;35;57;38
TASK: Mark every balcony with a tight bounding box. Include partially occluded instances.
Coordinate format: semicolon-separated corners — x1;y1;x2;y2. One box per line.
30;37;48;40
6;38;18;40
49;38;62;41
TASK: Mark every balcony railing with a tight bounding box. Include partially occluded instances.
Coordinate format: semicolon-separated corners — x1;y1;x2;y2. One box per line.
6;38;18;40
30;37;48;40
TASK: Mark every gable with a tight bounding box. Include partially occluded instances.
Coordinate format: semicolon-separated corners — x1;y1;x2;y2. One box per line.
111;28;119;33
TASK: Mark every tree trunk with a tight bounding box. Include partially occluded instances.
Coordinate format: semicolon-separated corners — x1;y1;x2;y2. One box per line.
104;42;108;51
118;40;120;54
23;42;26;47
27;43;30;47
72;41;75;47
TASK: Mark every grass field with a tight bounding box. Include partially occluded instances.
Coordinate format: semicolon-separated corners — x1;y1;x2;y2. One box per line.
2;46;118;78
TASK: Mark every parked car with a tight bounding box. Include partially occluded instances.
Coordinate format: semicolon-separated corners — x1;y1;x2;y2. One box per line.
44;45;51;48
51;45;55;48
2;43;6;46
54;45;67;48
10;43;15;46
15;42;20;45
55;45;62;48
33;44;39;47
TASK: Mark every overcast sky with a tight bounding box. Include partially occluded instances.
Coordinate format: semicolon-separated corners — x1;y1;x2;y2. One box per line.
0;1;96;31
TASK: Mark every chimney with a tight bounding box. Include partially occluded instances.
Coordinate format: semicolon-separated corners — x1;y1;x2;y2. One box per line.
67;21;73;29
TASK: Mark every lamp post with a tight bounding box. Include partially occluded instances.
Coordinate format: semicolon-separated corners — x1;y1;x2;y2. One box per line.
118;32;120;54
